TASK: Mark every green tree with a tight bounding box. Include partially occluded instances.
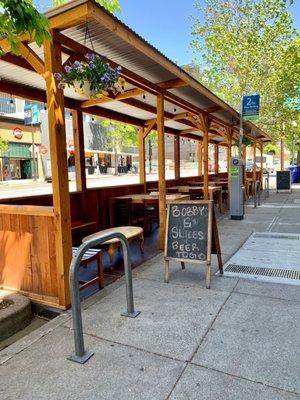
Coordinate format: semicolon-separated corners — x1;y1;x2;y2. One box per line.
100;120;138;174
190;0;299;146
0;136;8;154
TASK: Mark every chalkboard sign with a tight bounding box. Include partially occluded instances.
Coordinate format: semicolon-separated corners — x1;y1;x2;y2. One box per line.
276;171;291;192
164;200;222;288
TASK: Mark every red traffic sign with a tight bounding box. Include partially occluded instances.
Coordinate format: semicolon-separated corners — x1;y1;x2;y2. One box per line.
39;145;48;155
13;127;23;140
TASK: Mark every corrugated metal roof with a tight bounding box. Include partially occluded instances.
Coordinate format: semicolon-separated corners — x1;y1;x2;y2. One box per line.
0;0;271;143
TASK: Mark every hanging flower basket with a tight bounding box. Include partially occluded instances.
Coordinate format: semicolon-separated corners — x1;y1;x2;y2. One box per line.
54;53;125;99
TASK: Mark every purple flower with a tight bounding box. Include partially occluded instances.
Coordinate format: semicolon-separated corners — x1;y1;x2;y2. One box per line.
88;63;96;70
64;65;72;73
116;66;122;72
72;61;81;69
85;53;96;61
54;72;61;80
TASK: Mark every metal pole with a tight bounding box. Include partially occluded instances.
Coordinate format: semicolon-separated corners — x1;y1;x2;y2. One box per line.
68;230;140;364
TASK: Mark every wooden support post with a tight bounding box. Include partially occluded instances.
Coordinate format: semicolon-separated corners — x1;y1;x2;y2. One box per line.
72;110;86;192
138;127;146;192
280;136;284;170
44;36;72;308
214;144;219;174
202;116;209;200
198;141;203;176
157;94;166;250
260;143;264;186
174;135;180;180
242;145;247;186
253;142;257;183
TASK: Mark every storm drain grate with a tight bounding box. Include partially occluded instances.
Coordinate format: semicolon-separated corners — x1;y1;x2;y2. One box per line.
224;264;300;281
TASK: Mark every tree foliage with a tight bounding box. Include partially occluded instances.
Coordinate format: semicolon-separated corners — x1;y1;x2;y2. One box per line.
0;136;8;154
0;0;50;54
190;0;299;148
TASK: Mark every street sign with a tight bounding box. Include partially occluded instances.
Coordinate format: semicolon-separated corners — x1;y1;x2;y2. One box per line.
28;144;39;154
13;127;23;140
242;95;260;120
24;103;41;125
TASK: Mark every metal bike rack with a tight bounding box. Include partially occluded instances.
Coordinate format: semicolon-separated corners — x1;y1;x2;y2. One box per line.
254;180;261;208
68;230;140;364
264;172;270;199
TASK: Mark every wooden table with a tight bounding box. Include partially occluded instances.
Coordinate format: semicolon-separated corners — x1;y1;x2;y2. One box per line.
109;193;190;226
84;226;144;269
168;186;223;213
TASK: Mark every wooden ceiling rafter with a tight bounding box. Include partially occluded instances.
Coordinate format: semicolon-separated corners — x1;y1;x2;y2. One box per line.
80;88;144;108
17;42;45;75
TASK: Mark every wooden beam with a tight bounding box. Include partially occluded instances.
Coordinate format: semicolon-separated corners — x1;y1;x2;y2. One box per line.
205;106;224;113
198;141;203;176
80;88;144;108
0;53;36;72
200;114;209;200
46;1;91;31
253;142;257;183
18;42;45;75
260;143;264;186
44;36;72;308
138;127;146;191
143;120;157;139
72;110;86;192
157;94;166;250
174;135;180;180
214;144;219;174
158;78;187;89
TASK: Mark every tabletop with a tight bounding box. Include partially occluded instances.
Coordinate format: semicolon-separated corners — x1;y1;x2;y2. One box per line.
112;193;190;203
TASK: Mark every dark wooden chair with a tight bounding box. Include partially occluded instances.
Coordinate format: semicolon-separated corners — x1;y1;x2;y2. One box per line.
167;187;179;193
72;247;104;291
114;198;143;227
143;198;159;232
189;188;204;200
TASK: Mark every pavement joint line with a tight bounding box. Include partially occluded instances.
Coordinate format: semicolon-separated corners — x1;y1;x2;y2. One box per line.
164;280;240;400
233;289;300;303
59;324;188;364
189;362;300;396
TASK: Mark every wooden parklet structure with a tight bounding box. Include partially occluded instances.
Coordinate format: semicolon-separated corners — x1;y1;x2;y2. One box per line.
0;0;271;309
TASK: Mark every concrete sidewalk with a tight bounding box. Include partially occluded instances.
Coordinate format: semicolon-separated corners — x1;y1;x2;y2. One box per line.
1;187;300;400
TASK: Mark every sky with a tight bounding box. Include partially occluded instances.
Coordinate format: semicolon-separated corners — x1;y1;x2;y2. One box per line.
38;0;300;66
117;0;300;66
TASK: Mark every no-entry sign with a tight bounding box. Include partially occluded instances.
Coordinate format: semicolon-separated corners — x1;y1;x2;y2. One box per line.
39;145;48;155
13;127;23;140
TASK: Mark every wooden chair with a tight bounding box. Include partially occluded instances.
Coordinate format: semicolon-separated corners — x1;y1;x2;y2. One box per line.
167;187;179;193
143;198;159;232
188;188;204;200
72;247;104;291
114;198;143;226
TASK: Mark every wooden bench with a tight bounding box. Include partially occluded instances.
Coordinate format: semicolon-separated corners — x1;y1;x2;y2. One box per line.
72;247;104;291
83;226;144;269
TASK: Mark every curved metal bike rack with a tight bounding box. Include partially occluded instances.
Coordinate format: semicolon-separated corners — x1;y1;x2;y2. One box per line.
67;230;140;364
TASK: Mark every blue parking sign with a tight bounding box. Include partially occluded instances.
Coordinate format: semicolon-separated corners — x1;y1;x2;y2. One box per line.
242;95;260;120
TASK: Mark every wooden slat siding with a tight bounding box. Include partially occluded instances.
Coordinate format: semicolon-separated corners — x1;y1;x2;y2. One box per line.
0;209;59;306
